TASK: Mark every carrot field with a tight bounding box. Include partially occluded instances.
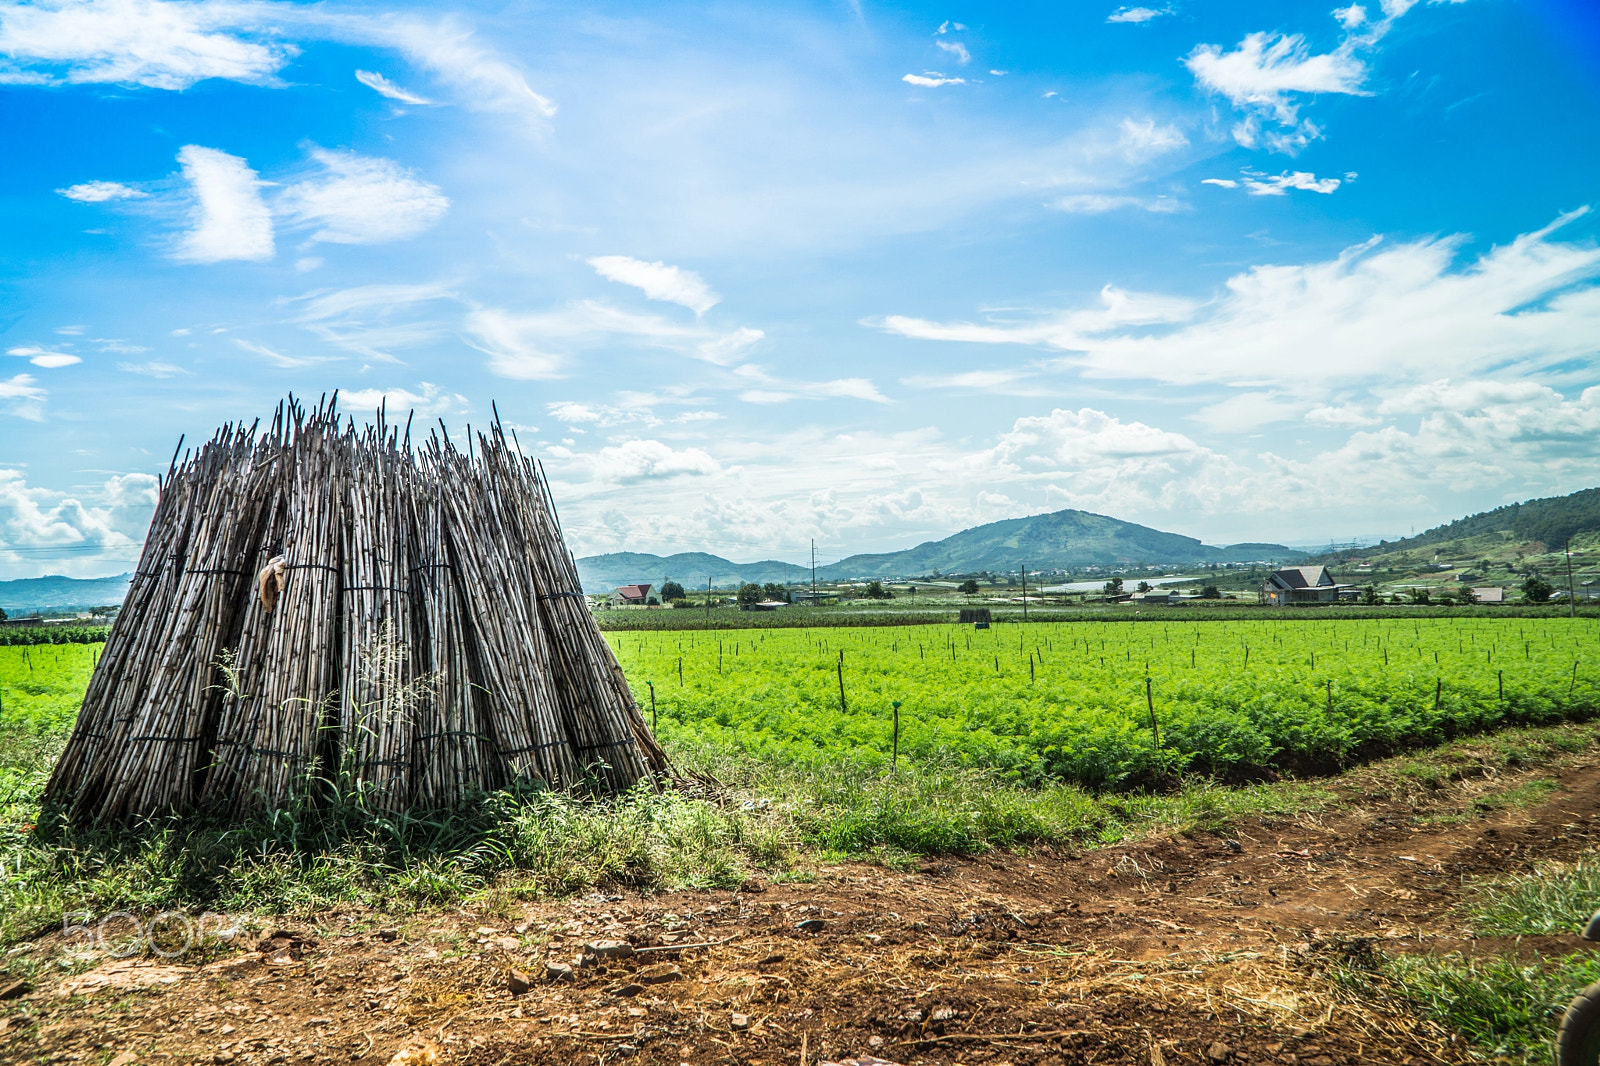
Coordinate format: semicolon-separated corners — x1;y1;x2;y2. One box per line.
611;617;1600;787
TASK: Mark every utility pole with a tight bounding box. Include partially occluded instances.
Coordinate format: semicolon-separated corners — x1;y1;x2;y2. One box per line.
1566;538;1578;618
811;539;818;607
1021;561;1028;622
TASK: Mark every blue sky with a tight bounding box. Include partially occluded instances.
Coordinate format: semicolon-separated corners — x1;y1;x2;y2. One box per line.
1;0;1598;577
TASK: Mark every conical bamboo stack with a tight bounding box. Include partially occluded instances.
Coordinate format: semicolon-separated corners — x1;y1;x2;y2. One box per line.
45;395;670;823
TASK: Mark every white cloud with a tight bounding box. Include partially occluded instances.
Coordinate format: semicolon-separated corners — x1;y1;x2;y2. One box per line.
587;255;720;315
1207;170;1345;196
173;145;273;263
0;2;555;123
1107;6;1172;23
1333;4;1367;29
7;347;81;368
117;360;187;377
277;148;448;245
903;72;965;87
877;210;1600;390
339;382;466;419
1052;193;1183;214
732;363;890;405
901;368;1037;391
590;440;719;483
0;374;47;420
354;68;433;105
464;307;566;380
1116;117;1189;160
0;467;157;577
0;0;295;89
468;300;762;378
935;40;970;64
56;180;145;202
1186;32;1367;124
232;338;317;368
290;282;458;361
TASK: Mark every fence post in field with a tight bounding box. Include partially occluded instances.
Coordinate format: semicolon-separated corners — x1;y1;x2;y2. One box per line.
892;700;901;769
1145;677;1158;748
648;681;656;730
837;661;847;714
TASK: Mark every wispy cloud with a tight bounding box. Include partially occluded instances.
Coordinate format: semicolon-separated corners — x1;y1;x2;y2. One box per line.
1186;2;1421;153
732;363;890;405
117;360;187;377
935;40;970;64
354;68;433;105
56;180;145;202
877;210;1600;390
1204;169;1346;196
289;282;458;362
588;256;720;315
277;148;449;245
0;0;295;89
232;338;317;368
1107;6;1173;23
903;72;965;87
1051;193;1183;214
0;373;47;420
468;300;762;380
339;382;466;419
173;145;273;263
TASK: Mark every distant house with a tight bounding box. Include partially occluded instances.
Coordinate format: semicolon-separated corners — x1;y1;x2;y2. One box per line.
1259;565;1353;606
1472;586;1506;604
743;600;790;612
611;583;653;606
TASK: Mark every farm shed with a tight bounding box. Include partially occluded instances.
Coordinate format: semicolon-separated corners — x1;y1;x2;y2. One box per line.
611;584;653;606
1258;565;1355;606
1472;586;1506;603
44;396;670;824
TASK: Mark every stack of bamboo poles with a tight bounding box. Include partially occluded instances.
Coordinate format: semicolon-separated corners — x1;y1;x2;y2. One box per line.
45;395;668;823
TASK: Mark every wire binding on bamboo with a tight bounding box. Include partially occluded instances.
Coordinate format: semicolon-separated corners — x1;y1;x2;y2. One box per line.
44;395;671;823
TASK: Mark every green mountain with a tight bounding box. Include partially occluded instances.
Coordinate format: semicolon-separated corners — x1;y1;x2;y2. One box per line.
574;552;811;594
574;509;1306;591
0;573;132;614
815;509;1303;579
1349;486;1600;557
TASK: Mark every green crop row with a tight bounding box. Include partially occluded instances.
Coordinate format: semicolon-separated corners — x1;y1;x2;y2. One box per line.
0;625;111;646
611;617;1600;789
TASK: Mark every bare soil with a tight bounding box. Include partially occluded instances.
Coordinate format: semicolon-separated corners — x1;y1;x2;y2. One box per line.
8;756;1600;1066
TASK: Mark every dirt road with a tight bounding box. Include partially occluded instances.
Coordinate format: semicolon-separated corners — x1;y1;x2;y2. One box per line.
7;749;1600;1066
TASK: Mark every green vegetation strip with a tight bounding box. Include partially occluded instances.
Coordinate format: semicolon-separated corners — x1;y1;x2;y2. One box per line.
615;618;1600;788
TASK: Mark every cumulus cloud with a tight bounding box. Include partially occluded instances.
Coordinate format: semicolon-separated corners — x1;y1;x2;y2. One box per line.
57;180;146;202
339;382;467;419
876;210;1600;390
0;373;47;420
0;0;295;89
903;72;964;87
354;68;432;105
1204;170;1345;196
277;148;448;245
589;440;719;483
1200;178;1239;188
0;467;158;577
173;145;273;263
1108;6;1172;23
587;255;720;315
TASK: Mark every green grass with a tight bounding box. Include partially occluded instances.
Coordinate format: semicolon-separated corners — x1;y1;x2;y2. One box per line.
1332;946;1600;1065
1467;856;1600;938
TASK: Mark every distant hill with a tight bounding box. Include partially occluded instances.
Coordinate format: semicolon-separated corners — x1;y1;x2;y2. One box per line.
574;552;811;594
1319;486;1600;563
574;509;1307;591
814;509;1305;580
0;573;132;614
